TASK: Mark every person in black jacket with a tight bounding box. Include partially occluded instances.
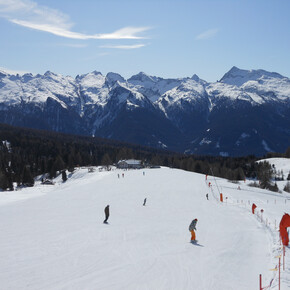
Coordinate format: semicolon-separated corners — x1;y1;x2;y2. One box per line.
103;205;110;223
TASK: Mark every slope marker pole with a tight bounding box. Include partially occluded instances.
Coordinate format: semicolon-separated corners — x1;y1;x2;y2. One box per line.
279;257;281;290
283;246;285;271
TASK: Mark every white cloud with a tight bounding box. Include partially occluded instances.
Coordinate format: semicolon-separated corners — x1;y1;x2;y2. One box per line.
196;28;219;40
0;66;30;75
100;44;146;49
56;43;88;48
0;0;150;39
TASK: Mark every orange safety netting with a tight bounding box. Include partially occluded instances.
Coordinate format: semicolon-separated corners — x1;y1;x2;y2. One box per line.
252;203;257;214
279;213;290;246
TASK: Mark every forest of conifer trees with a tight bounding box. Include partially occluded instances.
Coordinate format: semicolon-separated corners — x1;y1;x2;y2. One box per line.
0;123;289;191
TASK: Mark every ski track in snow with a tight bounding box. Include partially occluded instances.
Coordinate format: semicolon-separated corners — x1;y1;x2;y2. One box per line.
0;166;289;290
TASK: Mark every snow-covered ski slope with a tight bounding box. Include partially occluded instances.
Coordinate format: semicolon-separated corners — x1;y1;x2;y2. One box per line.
0;164;289;290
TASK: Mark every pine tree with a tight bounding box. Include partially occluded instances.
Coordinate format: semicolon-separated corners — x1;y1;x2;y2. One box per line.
101;153;112;170
284;181;290;193
53;155;65;173
21;166;34;186
194;162;202;173
0;170;9;190
62;170;67;182
67;154;75;172
257;161;273;189
285;147;290;158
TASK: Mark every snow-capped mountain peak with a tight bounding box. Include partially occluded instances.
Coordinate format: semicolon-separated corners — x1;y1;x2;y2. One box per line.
191;74;200;82
44;71;58;77
0;70;8;78
128;72;158;84
105;72;126;85
0;67;289;156
220;66;285;87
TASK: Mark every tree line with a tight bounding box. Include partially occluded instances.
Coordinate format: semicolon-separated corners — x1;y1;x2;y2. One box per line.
0;123;289;191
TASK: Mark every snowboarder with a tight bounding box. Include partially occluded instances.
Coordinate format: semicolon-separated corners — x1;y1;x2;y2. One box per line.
103;205;110;223
206;193;209;200
143;198;147;206
189;218;198;241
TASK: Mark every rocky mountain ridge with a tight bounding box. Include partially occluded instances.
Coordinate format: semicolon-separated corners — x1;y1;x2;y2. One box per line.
0;66;289;156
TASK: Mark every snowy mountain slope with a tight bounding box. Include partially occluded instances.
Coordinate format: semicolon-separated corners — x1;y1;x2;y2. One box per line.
0;70;78;107
0;67;289;155
128;72;185;103
0;166;289;289
220;66;285;87
258;157;290;190
258;157;290;174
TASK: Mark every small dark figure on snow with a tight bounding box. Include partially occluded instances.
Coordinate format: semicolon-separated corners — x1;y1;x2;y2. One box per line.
103;205;110;223
189;218;198;241
143;198;147;206
206;193;209;200
118;174;120;178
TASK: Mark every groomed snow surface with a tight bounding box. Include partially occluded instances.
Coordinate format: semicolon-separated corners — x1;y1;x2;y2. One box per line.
0;164;289;290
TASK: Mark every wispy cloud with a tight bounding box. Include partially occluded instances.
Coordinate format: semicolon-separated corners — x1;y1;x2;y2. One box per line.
100;44;146;49
196;28;219;40
0;0;150;39
0;66;30;75
56;43;88;48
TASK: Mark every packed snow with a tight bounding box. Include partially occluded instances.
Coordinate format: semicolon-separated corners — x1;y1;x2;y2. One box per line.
258;157;290;190
259;157;290;174
0;161;289;290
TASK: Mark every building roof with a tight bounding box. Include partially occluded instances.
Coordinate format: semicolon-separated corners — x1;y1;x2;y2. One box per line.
118;159;141;165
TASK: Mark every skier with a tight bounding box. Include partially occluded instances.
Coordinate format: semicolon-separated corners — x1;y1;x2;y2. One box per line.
103;205;110;223
143;198;147;206
206;193;209;200
189;218;198;242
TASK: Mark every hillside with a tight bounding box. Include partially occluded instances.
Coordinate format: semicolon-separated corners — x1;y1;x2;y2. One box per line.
0;164;289;289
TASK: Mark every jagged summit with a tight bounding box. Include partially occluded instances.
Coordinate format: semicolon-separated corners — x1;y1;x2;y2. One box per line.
128;72;158;83
191;74;200;82
106;72;125;84
0;71;8;78
220;66;285;86
91;70;103;76
44;71;58;77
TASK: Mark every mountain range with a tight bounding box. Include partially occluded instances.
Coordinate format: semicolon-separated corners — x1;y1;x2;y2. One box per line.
0;66;289;156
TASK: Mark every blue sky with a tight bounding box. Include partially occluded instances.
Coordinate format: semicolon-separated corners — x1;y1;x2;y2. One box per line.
0;0;290;81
